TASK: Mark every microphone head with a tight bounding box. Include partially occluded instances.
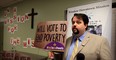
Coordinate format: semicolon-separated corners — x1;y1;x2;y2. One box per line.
77;53;85;60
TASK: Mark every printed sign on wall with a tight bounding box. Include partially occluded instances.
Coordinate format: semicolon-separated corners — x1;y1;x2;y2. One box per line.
34;21;67;51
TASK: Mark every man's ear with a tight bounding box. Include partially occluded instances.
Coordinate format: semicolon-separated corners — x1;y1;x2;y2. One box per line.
85;24;88;28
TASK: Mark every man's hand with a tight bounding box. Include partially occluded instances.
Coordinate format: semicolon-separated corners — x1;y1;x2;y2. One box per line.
48;51;54;60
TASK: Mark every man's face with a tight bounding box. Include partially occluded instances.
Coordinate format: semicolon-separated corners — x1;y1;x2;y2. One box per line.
72;16;87;36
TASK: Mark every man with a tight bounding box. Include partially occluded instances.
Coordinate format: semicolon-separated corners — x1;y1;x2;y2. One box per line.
63;13;111;60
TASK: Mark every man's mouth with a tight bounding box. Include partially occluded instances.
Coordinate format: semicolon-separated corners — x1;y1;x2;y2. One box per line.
72;28;79;34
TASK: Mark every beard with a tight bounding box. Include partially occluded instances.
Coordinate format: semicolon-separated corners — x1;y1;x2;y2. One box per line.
72;28;79;34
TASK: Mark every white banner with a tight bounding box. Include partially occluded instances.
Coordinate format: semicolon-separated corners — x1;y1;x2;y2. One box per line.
67;0;112;45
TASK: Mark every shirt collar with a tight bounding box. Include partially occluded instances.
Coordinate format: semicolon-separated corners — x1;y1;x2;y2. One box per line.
79;31;87;42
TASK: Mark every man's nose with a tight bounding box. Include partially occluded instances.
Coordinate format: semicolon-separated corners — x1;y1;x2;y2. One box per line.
73;25;76;28
74;22;77;26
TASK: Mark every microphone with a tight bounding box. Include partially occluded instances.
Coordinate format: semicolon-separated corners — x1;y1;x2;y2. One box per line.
76;53;85;60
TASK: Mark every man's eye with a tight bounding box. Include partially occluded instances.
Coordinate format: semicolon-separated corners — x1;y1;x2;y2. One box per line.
72;22;74;24
77;22;81;24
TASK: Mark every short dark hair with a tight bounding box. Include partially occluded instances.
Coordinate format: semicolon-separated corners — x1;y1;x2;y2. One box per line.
72;13;89;30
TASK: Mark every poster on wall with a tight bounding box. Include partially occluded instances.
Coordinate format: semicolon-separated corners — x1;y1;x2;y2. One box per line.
34;21;67;51
66;0;112;45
